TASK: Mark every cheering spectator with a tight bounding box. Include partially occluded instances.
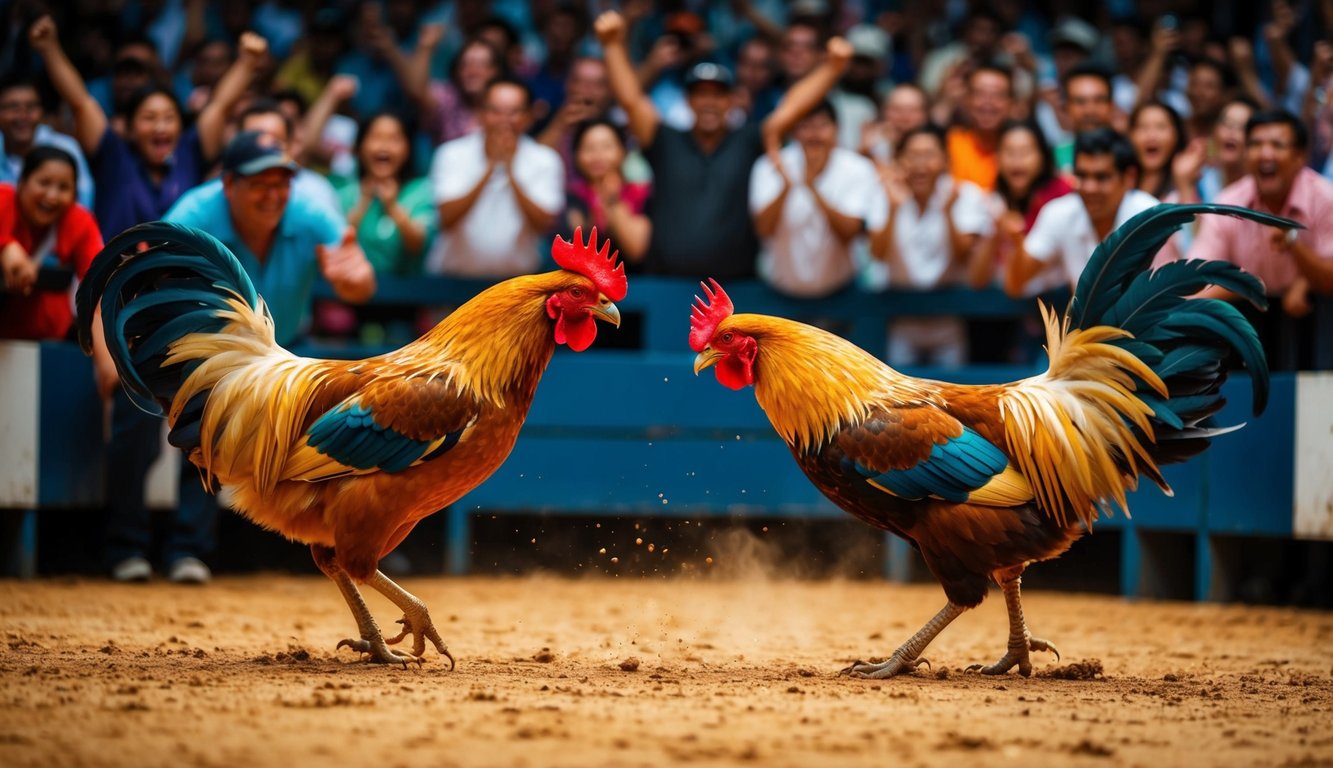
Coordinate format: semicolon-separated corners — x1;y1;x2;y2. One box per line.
595;9;851;280
872;124;992;367
1006;128;1158;294
534;57;614;169
750;99;882;298
1177;97;1256;203
413;36;505;146
341;112;435;275
427;77;563;278
0;147;103;341
777;17;876;149
948;64;1014;192
1189;111;1333;370
1128;99;1188;200
29;16;264;239
566;118;650;265
860;83;929;169
970;121;1073;297
0;74;95;209
1050;64;1117;171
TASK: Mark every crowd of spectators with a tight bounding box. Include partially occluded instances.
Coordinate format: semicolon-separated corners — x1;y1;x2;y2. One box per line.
2;0;1332;580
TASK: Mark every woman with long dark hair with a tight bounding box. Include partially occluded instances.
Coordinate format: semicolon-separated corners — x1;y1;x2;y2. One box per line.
339;112;434;275
1129;99;1187;200
970;120;1073;297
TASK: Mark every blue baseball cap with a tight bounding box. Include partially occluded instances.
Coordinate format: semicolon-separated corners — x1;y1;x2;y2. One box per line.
221;130;298;176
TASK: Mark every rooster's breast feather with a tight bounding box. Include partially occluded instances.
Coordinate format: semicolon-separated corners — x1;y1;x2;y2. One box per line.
833;405;1034;507
287;372;482;480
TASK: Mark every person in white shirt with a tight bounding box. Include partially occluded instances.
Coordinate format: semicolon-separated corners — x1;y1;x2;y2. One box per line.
1008;128;1160;293
749;99;884;298
428;77;564;277
871;123;993;367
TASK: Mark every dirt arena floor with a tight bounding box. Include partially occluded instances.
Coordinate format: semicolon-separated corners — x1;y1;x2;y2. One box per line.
1;575;1331;768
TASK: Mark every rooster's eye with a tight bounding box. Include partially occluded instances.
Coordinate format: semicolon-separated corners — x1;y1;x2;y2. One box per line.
570;287;584;299
722;332;733;343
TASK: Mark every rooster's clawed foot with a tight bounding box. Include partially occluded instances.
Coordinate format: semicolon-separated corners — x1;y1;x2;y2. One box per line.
840;654;931;679
965;636;1060;677
385;614;455;671
336;635;424;667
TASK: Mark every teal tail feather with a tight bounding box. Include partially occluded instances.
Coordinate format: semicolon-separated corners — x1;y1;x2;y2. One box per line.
1067;203;1297;466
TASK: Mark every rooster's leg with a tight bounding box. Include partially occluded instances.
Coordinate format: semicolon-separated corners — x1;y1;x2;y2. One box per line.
841;601;966;679
965;571;1060;677
311;545;421;667
367;570;455;670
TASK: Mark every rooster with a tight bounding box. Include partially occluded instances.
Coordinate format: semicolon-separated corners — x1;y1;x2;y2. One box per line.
77;223;625;666
690;203;1295;678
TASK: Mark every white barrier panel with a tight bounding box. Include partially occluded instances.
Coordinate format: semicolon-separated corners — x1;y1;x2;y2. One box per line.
1295;372;1333;540
0;342;40;507
146;423;180;510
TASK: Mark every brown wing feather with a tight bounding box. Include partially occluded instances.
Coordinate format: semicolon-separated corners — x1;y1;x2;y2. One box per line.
835;404;965;474
356;374;481;440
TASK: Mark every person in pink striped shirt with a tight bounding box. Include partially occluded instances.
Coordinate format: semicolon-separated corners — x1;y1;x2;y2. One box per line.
1188;110;1333;369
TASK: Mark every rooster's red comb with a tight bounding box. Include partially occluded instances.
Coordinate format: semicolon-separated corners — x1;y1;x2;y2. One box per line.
551;227;627;301
689;279;734;352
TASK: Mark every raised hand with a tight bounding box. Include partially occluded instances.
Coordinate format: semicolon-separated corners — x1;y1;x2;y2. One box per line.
27;15;58;53
417;22;445;50
238;31;269;64
826;36;853;69
327;74;360;103
593;11;627;47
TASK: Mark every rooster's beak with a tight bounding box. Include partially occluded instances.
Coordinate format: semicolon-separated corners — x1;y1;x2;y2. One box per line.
693;347;723;375
589;295;621;327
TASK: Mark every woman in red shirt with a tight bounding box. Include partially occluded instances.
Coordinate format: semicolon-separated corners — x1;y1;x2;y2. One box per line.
0;146;103;341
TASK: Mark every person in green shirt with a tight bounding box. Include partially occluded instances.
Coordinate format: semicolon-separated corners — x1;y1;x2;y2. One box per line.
336;112;436;275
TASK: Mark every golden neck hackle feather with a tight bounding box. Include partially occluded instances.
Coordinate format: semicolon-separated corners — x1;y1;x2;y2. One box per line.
738;315;942;453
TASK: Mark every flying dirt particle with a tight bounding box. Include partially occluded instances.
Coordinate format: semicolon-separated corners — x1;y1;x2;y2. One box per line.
530;538;536;544
611;557;620;564
705;557;714;565
636;538;643;546
598;548;607;555
619;658;641;672
647;544;655;553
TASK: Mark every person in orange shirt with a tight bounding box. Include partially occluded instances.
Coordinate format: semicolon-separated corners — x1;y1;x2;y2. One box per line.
947;64;1013;192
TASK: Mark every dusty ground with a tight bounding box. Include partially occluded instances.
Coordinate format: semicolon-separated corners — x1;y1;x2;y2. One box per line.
1;575;1331;768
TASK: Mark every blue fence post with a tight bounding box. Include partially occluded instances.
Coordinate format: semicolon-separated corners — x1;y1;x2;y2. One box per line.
445;506;471;576
883;533;913;583
1120;523;1142;598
